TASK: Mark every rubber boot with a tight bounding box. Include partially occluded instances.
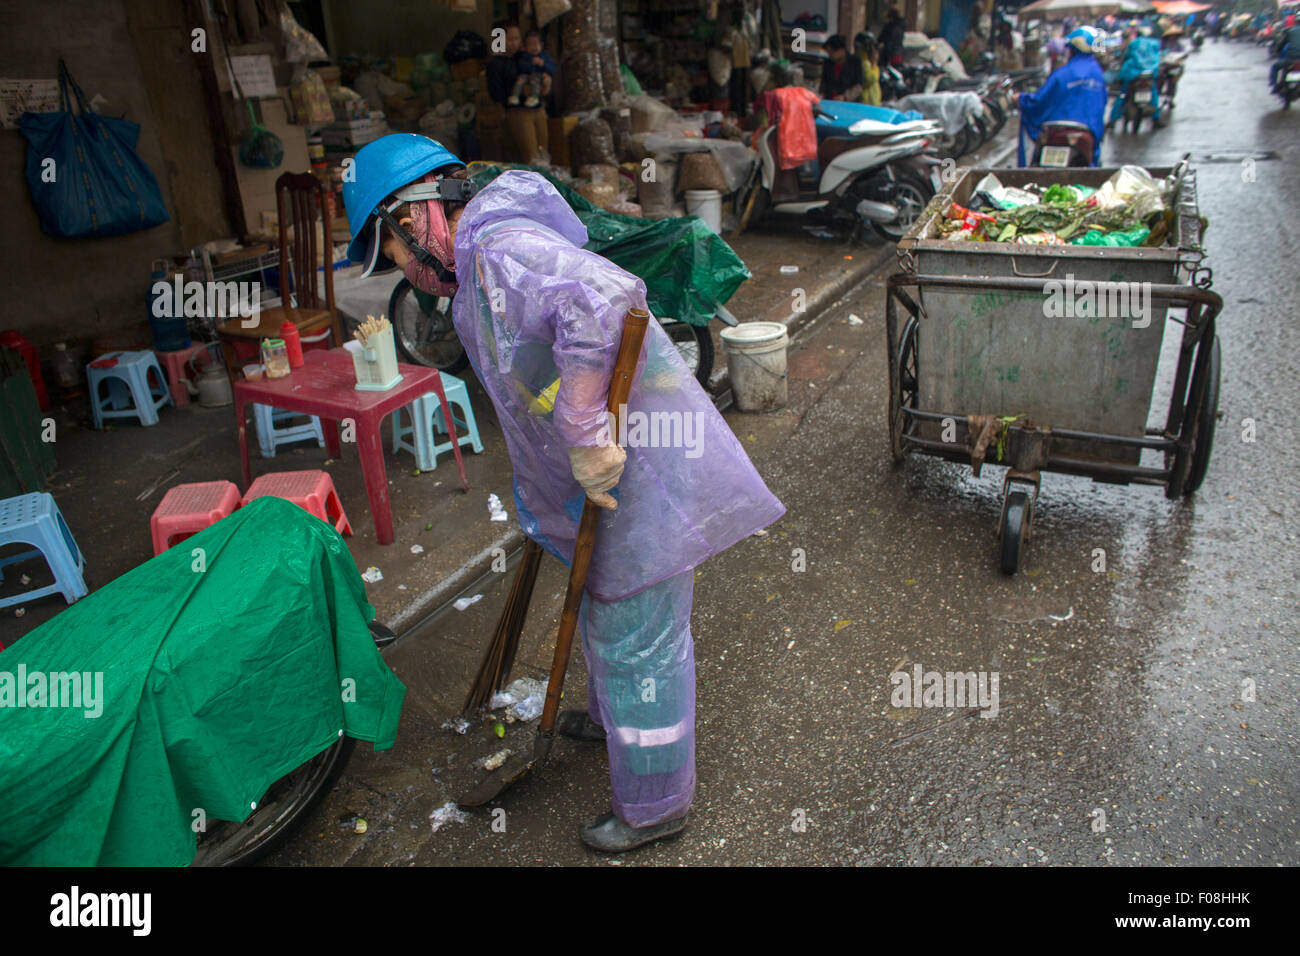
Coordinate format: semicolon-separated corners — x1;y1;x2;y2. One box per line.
556;709;606;742
579;810;689;852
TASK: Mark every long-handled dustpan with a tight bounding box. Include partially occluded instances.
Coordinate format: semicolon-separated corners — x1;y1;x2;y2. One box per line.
459;307;650;807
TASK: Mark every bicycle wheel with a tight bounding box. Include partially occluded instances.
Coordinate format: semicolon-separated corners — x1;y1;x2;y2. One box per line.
388;278;469;374
662;320;714;387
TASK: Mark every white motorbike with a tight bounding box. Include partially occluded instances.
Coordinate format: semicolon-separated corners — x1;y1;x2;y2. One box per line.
736;100;944;242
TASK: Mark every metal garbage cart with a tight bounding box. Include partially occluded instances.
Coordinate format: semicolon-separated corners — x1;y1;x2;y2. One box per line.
886;158;1222;573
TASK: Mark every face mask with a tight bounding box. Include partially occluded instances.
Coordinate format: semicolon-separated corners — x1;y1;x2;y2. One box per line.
402;172;459;297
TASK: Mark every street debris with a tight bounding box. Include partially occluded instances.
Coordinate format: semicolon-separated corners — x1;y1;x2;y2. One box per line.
360;566;383;583
488;493;509;522
453;594;484;611
480;749;512;772
490;677;547;722
429;802;469;832
410;544;425;554
441;716;471;735
847;313;864;326
779;265;799;274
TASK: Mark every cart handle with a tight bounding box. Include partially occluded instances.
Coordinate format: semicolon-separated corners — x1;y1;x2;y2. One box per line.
1010;256;1060;278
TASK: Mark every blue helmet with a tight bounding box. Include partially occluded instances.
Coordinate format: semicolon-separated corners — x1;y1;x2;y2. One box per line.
1066;26;1098;54
342;133;466;277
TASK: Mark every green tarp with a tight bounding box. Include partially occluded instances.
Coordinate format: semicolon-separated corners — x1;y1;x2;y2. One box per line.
468;164;751;326
0;497;405;866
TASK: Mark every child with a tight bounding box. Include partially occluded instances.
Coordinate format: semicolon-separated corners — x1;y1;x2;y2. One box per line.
508;30;558;108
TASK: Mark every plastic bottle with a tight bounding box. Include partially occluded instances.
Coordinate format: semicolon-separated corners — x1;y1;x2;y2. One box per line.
280;320;304;368
52;343;80;391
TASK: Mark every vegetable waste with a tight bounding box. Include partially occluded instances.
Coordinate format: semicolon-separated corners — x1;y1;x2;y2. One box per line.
937;166;1175;247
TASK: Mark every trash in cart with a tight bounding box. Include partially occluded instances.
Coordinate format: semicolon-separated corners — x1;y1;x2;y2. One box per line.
888;155;1222;575
941;166;1173;245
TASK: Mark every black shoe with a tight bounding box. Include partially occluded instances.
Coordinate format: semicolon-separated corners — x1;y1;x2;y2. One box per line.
556;709;606;742
579;811;689;852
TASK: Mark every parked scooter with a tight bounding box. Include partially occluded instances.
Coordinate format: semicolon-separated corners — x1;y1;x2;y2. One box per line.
738;99;943;242
1030;121;1096;167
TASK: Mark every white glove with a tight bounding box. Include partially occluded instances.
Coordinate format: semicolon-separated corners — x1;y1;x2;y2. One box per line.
568;444;627;510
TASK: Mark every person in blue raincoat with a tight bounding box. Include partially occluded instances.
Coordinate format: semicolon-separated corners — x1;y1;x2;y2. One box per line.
342;135;785;853
1109;25;1163;128
1017;27;1108;166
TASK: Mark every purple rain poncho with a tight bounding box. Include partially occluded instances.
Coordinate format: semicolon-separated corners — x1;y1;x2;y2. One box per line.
451;170;784;602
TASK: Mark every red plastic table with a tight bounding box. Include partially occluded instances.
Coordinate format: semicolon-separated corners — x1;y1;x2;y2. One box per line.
234;348;469;545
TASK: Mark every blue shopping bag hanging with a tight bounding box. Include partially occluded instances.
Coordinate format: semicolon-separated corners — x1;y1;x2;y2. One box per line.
18;59;170;238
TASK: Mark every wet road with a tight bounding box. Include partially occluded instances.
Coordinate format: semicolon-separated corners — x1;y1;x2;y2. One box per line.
280;39;1297;866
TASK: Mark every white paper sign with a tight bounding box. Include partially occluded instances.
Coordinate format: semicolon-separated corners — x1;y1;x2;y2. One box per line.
228;54;277;99
0;78;61;128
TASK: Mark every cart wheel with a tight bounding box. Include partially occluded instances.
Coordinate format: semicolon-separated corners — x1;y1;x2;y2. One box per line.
890;316;920;462
999;491;1031;575
1183;336;1221;495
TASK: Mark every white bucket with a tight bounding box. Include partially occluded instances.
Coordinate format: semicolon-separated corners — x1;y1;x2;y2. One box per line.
685;188;723;234
720;321;789;412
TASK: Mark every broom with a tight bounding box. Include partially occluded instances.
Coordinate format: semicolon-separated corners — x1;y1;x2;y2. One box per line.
460;306;648;716
462;537;544;713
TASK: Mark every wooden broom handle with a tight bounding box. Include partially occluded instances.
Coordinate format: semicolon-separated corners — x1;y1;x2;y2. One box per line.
538;307;651;736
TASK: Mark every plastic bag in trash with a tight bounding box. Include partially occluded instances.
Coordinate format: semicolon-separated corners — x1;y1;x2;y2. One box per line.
972;173;1039;210
1071;226;1151;247
1093;165;1166;220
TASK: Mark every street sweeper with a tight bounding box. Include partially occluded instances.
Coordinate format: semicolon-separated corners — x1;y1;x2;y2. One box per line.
343;134;784;852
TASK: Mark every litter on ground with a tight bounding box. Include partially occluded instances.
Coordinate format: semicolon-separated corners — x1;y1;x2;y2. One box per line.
489;677;547;722
429;802;469;832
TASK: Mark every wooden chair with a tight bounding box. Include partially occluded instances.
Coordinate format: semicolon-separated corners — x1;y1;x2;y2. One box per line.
217;173;344;382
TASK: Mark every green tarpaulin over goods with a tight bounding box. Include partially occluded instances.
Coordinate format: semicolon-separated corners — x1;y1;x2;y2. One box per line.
0;497;405;866
468;164;751;327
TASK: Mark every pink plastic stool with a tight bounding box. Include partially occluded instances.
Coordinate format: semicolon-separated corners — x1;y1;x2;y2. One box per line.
155;342;221;407
242;470;353;536
150;480;242;555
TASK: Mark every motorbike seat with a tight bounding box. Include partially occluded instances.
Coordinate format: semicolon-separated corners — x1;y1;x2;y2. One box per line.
1041;120;1092;134
818;135;894;164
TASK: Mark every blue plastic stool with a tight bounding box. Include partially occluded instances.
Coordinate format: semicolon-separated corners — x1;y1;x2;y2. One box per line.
0;493;88;609
86;350;172;428
252;404;326;458
391;372;483;472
